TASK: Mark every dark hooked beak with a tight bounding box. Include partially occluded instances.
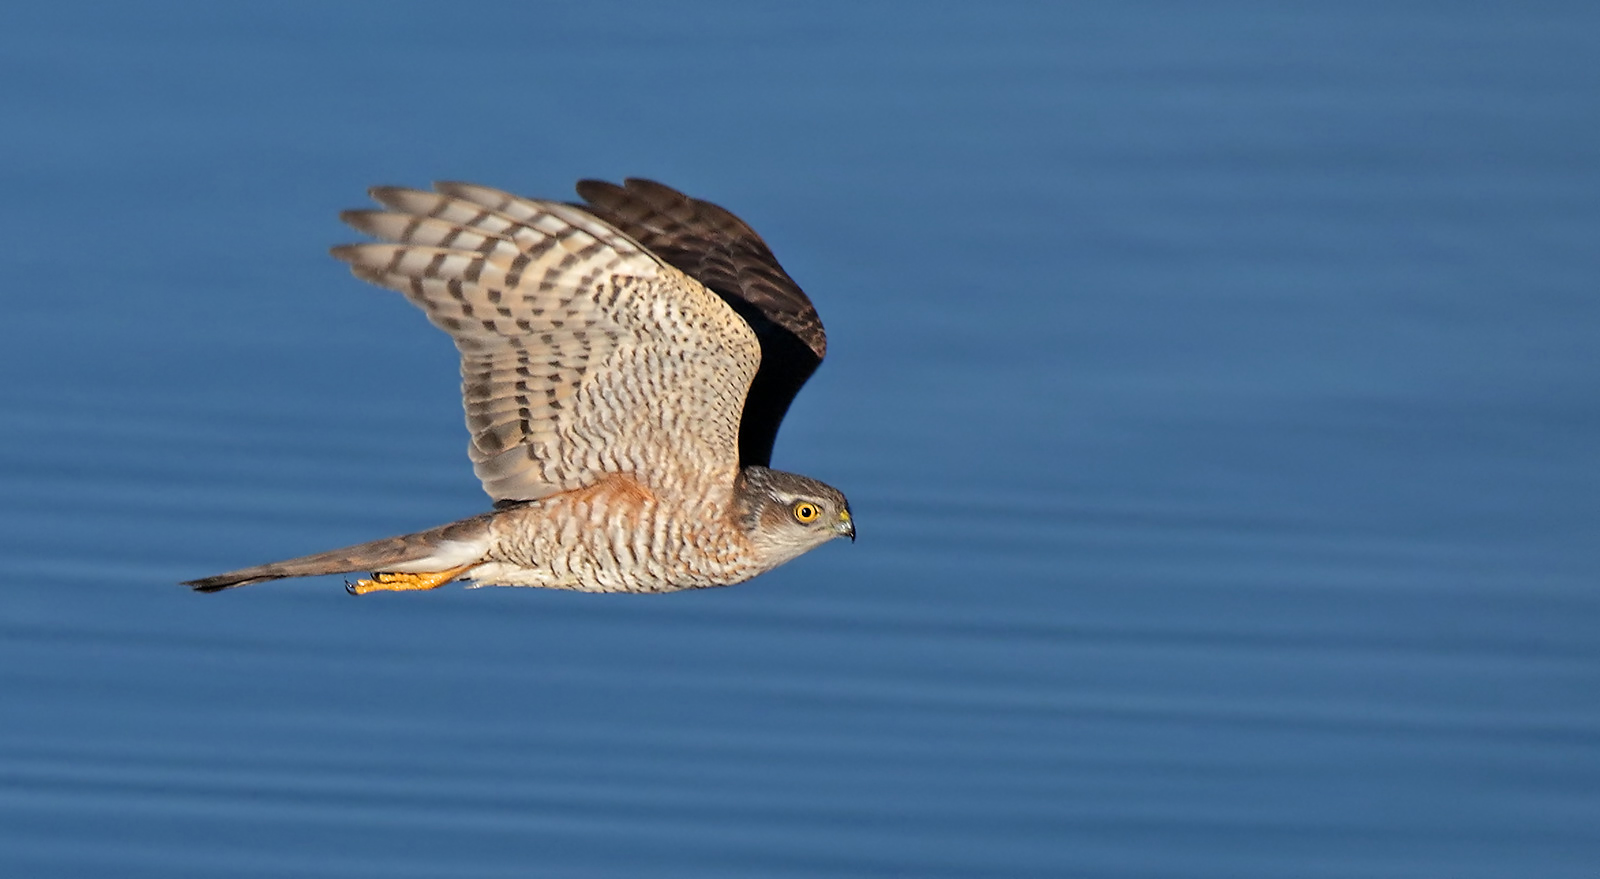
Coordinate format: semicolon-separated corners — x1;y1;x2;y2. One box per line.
836;509;855;543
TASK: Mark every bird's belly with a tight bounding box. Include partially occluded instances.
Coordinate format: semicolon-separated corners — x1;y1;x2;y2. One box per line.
462;560;727;592
469;476;761;592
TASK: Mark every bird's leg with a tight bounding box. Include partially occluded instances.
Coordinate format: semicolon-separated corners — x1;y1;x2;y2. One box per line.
346;566;473;596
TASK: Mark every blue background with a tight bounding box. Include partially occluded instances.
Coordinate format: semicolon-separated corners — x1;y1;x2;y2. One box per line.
3;2;1597;876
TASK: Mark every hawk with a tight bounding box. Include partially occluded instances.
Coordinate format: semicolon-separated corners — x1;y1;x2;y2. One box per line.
185;179;853;594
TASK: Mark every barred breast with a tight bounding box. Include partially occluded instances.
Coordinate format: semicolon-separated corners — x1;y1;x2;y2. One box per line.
468;473;765;592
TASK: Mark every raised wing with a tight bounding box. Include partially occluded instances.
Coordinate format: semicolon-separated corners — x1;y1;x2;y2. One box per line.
334;182;761;504
574;179;825;468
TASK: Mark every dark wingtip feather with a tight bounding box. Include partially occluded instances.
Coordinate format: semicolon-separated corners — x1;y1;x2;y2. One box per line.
337;208;372;224
574;179;621;200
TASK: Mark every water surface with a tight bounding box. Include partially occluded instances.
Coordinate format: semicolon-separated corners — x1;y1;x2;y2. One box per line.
2;3;1597;877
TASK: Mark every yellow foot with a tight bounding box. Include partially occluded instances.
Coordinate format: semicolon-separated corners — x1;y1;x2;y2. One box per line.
346;566;471;596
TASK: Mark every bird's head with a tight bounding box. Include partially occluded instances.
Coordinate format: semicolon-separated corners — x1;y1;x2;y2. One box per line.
735;466;854;570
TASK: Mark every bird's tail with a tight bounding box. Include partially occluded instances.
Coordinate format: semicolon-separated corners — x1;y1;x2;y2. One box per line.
183;512;496;593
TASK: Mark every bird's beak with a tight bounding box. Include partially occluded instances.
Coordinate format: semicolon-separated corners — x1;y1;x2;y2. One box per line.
836;509;855;543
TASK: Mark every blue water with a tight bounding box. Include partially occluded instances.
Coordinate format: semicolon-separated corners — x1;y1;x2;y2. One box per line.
3;2;1598;876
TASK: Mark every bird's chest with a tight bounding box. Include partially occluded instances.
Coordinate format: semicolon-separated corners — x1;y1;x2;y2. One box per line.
489;474;759;591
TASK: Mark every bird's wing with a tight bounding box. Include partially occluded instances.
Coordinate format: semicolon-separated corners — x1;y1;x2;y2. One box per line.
574;179;825;468
334;182;761;504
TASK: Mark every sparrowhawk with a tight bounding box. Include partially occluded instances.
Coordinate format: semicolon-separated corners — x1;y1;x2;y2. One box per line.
184;179;853;595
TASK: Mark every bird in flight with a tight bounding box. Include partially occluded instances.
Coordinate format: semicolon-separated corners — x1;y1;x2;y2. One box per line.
185;179;852;595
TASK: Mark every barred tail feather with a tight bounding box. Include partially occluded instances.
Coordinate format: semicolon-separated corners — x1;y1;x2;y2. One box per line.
183;513;494;593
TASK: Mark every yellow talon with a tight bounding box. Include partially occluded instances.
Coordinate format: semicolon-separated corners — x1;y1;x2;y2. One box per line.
347;567;471;595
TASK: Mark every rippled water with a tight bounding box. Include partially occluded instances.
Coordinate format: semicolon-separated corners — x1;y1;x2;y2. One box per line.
3;3;1598;877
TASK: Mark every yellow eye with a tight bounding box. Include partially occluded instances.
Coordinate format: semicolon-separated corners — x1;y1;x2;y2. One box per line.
791;501;820;523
